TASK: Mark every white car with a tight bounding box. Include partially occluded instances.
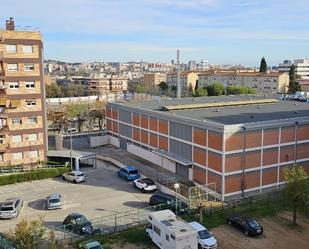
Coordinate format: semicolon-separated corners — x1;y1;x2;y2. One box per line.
133;178;157;192
189;222;217;249
62;171;86;183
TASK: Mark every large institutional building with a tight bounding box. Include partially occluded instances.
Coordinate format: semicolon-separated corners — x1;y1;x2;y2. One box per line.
0;18;47;167
106;95;309;200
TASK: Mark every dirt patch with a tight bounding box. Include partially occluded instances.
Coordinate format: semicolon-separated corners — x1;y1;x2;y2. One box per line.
212;212;309;249
109;243;155;249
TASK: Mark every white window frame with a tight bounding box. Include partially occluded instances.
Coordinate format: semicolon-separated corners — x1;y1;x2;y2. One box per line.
12;152;23;160
27;116;37;124
25;81;35;89
29;150;38;158
26;100;36;107
12;135;22;143
23;45;33;53
9;82;19;89
7;64;18;72
27;133;38;141
6;44;17;53
24;64;35;72
11;118;22;125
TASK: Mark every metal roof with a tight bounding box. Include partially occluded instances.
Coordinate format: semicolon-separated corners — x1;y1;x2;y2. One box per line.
47;150;96;159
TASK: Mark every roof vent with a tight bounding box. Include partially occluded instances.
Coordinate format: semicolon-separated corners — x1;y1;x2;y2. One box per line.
294;111;300;114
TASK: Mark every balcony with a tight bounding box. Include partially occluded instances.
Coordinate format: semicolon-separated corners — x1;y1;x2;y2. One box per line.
0;142;8;152
0;125;8;133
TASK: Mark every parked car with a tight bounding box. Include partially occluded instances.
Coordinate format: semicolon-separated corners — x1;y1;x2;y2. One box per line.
117;166;140;181
62;171;86;183
189;222;217;249
149;194;188;214
46;193;62;210
66;128;78;133
63;213;100;236
134;178;157;192
227;215;263;236
79;240;103;249
0;198;23;219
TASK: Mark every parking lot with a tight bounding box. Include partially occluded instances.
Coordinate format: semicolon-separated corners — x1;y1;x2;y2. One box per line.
0;160;154;232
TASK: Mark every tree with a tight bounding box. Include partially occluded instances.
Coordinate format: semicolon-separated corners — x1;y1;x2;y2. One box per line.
288;65;302;93
135;84;146;93
61;83;85;97
283;165;309;225
6;218;45;249
47;110;68;134
66;103;90;132
192;87;208;97
88;100;106;130
158;81;168;92
46;83;62;98
259;57;268;73
206;83;224;96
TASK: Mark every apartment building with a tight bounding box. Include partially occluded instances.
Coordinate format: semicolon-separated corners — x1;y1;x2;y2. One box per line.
197;71;289;93
0;18;47;168
106;95;309;200
278;59;309;80
89;76;128;95
166;71;198;92
144;72;166;89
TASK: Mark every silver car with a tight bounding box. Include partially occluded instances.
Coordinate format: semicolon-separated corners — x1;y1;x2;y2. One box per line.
62;171;86;183
46;193;62;210
0;198;23;219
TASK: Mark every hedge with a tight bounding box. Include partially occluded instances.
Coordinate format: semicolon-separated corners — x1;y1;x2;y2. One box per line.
0;167;70;186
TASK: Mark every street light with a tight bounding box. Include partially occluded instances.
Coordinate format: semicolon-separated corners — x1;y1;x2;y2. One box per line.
174;183;180;215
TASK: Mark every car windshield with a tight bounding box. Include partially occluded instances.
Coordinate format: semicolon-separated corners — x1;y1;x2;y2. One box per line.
49;199;60;204
129;170;138;175
1;206;14;211
141;178;154;185
77;173;84;177
247;219;259;228
198;229;212;239
75;216;90;225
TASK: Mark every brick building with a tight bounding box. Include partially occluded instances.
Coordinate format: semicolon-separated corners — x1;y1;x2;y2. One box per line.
0;18;47;168
106;95;309;200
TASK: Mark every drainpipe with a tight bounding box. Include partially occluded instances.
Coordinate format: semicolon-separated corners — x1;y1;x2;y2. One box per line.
241;127;246;197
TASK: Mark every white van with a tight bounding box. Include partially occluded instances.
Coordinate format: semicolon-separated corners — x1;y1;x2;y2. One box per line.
189;222;217;249
146;210;198;249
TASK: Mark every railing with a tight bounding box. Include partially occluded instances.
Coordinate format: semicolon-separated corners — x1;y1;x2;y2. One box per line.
0;25;40;32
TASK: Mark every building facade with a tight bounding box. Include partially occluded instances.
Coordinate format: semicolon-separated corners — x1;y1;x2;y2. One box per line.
144;73;166;89
0;18;47;168
197;71;289;93
89;76;128;95
278;59;309;80
166;72;198;92
106;95;309;200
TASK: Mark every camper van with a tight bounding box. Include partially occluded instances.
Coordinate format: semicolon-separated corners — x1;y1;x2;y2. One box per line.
146;210;198;249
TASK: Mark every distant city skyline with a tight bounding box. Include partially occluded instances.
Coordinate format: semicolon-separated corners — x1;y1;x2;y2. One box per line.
2;0;309;66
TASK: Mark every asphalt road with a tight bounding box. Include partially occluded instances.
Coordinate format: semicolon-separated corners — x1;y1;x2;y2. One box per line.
0;161;154;233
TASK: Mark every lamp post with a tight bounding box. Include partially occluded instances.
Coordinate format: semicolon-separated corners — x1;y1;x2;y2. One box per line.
174;183;180;216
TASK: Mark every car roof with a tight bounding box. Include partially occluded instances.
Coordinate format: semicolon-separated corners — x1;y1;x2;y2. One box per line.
68;213;84;218
85;241;101;248
151;193;174;199
71;170;84;174
3;198;19;206
125;165;137;170
189;221;206;232
48;193;61;199
138;178;153;182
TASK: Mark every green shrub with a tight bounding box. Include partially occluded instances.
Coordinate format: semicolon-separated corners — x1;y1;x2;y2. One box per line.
0;167;70;186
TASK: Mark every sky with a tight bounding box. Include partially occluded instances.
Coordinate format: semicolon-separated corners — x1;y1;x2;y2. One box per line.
1;0;309;66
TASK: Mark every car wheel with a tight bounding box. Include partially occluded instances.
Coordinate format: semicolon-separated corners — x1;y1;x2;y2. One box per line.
62;176;66;180
73;180;77;184
198;244;203;249
244;230;249;236
228;220;232;225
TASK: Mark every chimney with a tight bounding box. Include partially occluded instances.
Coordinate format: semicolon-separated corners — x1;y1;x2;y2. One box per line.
6;17;15;31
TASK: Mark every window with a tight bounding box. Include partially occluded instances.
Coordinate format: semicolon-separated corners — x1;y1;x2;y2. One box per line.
0;135;4;144
0;153;3;162
12;152;23;160
154;226;161;236
12;135;22;143
29;150;38;158
12;118;22;125
27;133;38;141
26;100;36;106
6;45;17;53
8;64;18;72
23;45;33;53
24;64;34;71
9;82;19;89
27;116;37;124
25;81;35;89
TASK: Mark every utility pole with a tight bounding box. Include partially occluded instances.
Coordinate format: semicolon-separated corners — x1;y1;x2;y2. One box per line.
176;49;181;99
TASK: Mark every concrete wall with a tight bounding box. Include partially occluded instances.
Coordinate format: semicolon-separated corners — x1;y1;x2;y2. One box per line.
90;136;109;147
127;143;176;173
109;136;120;147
